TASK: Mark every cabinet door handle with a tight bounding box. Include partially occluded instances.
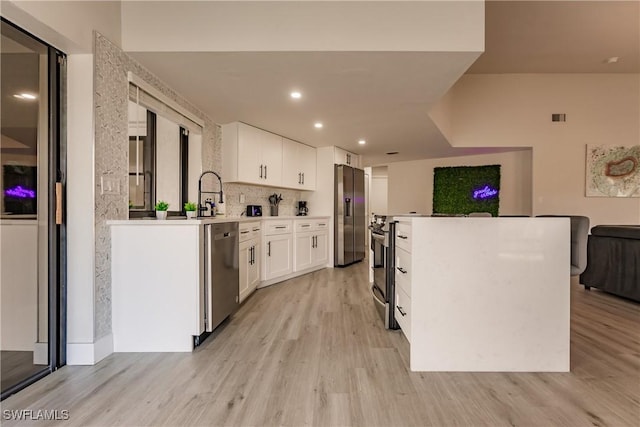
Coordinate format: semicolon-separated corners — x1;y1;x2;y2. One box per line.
397;305;407;317
265;165;267;179
397;235;408;240
268;241;271;256
397;267;407;274
302;172;304;184
275;226;287;229
302;224;310;228
259;164;263;178
252;246;255;264
241;230;250;235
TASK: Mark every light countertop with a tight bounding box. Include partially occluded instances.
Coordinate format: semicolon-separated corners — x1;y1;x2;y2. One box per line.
108;215;329;226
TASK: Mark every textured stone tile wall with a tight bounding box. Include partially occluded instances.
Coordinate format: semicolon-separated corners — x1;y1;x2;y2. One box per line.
93;33;302;338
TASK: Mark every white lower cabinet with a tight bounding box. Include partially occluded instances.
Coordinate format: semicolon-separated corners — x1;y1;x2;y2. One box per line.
239;240;260;303
263;233;293;280
239;221;261;303
294;232;314;272
294;219;329;272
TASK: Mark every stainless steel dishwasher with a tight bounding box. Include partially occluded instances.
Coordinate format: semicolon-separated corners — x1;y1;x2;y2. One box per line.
205;222;239;333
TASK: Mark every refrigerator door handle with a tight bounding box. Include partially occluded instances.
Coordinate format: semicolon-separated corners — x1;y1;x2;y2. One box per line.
345;198;352;217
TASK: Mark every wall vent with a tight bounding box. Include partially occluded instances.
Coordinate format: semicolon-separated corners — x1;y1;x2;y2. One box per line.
552;114;566;122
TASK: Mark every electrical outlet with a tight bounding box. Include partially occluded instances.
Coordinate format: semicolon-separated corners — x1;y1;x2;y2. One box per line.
239;193;246;203
101;175;120;195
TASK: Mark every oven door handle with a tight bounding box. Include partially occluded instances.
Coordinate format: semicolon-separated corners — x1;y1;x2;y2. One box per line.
371;284;386;306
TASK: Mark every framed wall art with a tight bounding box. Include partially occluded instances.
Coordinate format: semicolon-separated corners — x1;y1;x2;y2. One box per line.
586;144;640;197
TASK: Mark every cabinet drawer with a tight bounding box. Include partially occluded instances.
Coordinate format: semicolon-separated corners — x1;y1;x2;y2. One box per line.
250;223;262;239
396;222;411;252
314;219;329;230
395;287;411;343
265;220;292;235
395;247;411;297
295;221;314;233
239;222;253;242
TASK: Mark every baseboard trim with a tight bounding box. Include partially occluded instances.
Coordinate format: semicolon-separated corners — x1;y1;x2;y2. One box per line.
258;265;326;289
66;333;113;365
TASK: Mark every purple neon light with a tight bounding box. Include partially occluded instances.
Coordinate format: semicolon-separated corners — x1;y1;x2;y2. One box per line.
473;185;498;200
4;185;36;199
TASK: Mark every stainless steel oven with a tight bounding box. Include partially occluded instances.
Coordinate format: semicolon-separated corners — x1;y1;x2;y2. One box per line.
370;218;398;329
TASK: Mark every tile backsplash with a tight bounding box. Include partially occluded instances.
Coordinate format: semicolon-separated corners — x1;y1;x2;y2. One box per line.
224;183;304;217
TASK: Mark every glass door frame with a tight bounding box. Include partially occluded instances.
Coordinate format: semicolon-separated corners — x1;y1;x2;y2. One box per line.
0;18;66;401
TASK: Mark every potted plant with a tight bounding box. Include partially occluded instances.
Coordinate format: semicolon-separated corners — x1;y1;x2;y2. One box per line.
155;200;169;220
184;201;197;219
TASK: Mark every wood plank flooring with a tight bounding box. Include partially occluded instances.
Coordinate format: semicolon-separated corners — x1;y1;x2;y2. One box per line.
2;262;639;426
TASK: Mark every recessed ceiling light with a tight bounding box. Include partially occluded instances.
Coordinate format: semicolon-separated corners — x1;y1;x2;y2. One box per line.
290;91;302;99
358;139;366;145
14;93;37;100
314;122;323;129
605;56;620;64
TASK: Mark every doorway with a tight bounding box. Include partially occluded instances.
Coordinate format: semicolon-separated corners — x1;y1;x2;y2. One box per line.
0;18;66;400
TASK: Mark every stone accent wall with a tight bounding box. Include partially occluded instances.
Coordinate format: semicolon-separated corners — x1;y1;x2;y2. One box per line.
93;33;302;338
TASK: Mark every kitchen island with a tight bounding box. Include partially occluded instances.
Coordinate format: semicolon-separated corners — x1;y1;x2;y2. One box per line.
392;216;570;372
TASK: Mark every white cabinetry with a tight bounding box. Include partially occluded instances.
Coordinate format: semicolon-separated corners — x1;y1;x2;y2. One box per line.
110;222;205;352
294;219;329;272
239;221;261;303
391;216;570;372
262;220;293;281
334;147;360;168
283;138;316;191
222;122;283;187
394;219;412;342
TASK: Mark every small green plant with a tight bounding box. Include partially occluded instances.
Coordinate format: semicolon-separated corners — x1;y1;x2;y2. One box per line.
155;200;169;211
184;201;197;212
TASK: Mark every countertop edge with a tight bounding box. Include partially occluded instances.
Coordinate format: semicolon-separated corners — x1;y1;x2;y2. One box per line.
107;215;330;226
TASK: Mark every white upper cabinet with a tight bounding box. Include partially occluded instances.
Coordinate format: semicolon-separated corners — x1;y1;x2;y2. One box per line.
223;122;318;190
334;147;360;168
222;122;283;187
282;137;317;191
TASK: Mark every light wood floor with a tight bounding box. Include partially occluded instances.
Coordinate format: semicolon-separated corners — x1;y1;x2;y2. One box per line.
2;263;639;426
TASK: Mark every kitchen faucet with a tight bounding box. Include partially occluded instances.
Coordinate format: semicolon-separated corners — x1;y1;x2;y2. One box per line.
198;170;224;216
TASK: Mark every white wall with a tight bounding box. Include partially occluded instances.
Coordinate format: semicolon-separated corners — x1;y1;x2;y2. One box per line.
66;55;96;351
370;166;388;216
122;1;483;52
435;74;640;226
387;150;532;216
3;1;121;53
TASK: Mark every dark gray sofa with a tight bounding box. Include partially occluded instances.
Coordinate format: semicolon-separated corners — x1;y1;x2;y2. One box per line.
580;225;640;302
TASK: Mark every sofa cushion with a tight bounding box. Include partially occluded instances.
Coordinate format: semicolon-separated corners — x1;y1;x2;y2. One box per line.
591;225;640;240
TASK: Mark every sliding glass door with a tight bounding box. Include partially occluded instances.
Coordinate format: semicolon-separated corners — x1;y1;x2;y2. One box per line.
0;18;65;400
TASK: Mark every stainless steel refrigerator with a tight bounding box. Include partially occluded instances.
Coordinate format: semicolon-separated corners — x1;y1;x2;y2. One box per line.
335;164;366;266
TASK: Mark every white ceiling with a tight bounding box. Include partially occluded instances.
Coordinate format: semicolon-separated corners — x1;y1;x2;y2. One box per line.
469;1;640;74
129;51;480;165
127;1;638;166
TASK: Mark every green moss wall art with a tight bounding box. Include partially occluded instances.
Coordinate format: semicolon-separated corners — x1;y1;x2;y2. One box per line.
432;165;501;216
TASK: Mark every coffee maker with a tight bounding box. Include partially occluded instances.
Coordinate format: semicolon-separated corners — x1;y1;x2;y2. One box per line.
297;201;308;216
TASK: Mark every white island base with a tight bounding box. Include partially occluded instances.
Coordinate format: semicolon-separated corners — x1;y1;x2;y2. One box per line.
392;217;570;372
